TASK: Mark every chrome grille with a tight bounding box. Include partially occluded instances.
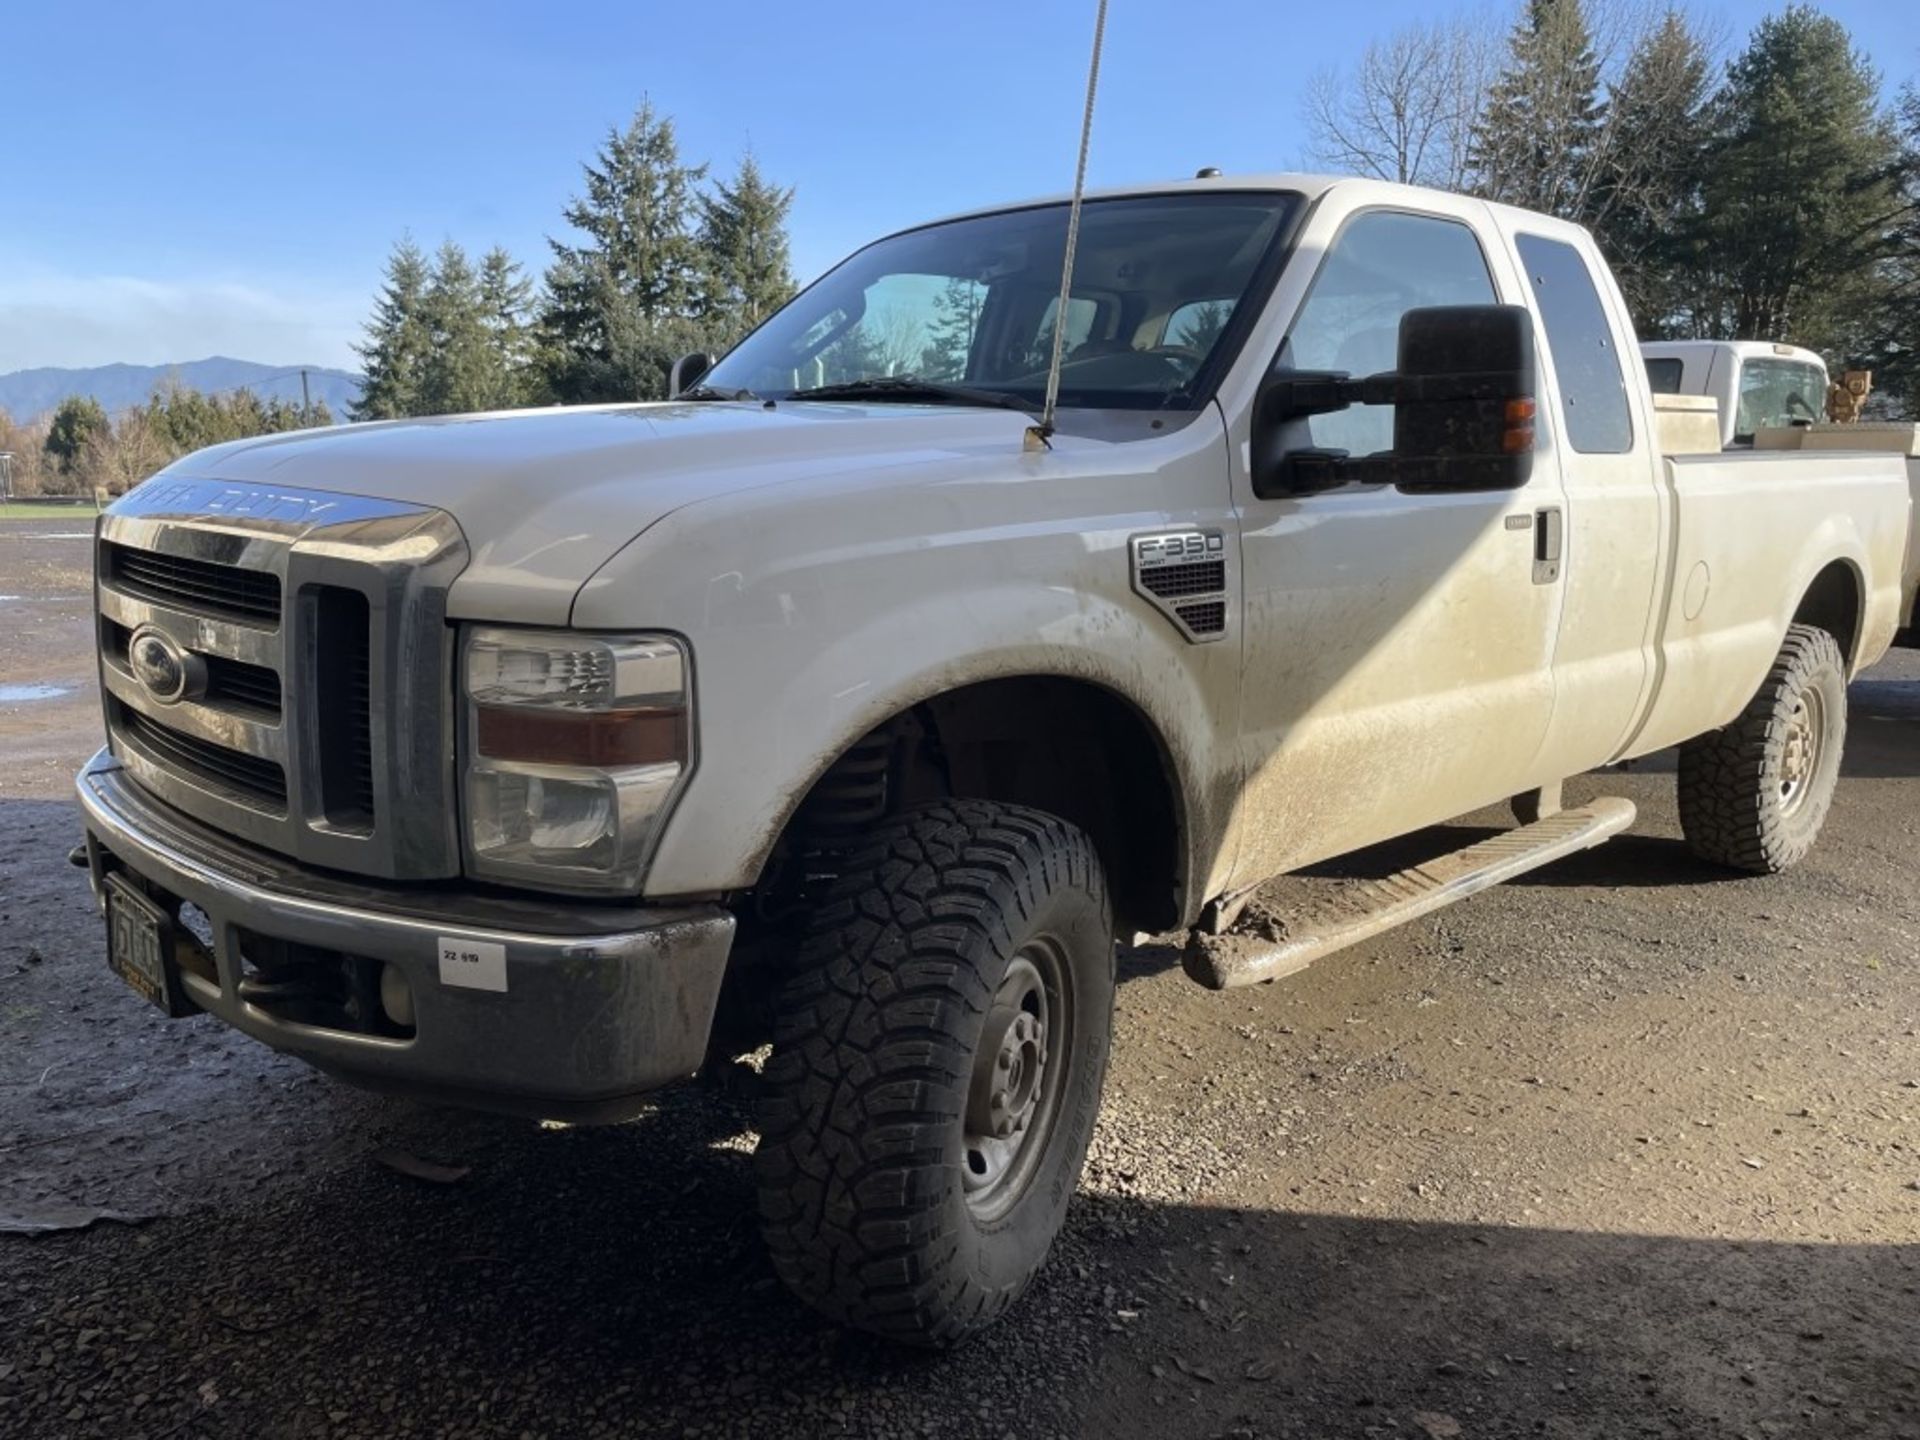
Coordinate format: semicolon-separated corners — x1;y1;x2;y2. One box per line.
116;705;288;809
313;586;375;829
95;478;467;881
206;654;283;716
104;619;281;717
103;541;282;626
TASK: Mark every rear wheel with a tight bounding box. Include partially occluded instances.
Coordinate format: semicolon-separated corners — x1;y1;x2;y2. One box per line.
1678;623;1847;873
753;799;1114;1347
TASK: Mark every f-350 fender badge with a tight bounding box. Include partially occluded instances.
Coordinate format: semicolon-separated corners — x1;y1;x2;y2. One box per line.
1130;528;1229;643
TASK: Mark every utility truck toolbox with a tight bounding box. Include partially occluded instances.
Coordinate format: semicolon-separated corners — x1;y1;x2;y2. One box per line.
80;171;1910;1349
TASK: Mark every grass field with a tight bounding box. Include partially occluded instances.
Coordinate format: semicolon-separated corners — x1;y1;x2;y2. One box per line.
0;501;101;521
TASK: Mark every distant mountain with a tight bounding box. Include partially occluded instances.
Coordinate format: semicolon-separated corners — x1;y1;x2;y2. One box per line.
0;357;362;422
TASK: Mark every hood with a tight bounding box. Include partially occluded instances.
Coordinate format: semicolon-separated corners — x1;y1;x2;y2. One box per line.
163;400;1035;624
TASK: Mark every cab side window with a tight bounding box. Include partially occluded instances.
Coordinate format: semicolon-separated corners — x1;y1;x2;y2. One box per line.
1516;234;1633;454
1279;211;1498;457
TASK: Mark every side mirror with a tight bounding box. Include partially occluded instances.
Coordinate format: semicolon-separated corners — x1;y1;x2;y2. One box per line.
1251;304;1537;496
667;351;713;399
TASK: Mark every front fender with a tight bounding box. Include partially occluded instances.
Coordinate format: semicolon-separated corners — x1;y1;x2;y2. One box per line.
566;421;1244;905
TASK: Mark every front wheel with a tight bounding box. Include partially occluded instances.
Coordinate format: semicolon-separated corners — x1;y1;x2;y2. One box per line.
753;800;1114;1347
1678;623;1848;873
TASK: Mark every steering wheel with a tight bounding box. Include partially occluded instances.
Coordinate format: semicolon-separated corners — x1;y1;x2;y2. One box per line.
1145;345;1206;370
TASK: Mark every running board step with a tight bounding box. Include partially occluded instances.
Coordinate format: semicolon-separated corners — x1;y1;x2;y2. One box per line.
1183;797;1637;990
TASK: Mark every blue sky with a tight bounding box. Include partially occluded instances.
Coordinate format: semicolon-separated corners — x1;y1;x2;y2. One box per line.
2;0;1915;374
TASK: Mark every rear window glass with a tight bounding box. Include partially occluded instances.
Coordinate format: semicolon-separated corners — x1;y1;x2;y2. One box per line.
1643;357;1683;394
1516;234;1634;455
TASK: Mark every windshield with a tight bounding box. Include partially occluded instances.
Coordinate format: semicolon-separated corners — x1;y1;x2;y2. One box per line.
700;192;1298;410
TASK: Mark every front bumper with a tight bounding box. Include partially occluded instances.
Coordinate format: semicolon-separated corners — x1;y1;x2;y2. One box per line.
77;749;734;1122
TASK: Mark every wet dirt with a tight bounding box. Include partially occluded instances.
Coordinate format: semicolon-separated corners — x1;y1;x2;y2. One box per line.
2;518;1917;1437
0;519;103;802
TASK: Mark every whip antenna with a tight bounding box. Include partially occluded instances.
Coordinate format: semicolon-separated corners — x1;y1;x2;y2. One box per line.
1028;0;1109;450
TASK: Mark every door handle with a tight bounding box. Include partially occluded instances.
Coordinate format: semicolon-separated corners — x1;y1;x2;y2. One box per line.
1532;507;1562;585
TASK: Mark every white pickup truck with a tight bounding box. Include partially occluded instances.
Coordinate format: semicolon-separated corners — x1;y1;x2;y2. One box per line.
1640;338;1829;448
78;174;1909;1346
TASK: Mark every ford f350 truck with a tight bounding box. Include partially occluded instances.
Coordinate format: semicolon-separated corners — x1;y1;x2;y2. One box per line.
78;175;1910;1346
1638;340;1920;643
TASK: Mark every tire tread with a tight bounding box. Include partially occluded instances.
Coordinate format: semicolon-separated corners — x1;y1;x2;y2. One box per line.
754;798;1107;1346
1677;623;1846;873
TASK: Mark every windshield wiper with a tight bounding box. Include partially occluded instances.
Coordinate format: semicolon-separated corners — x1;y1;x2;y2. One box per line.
677;382;759;401
784;375;1036;414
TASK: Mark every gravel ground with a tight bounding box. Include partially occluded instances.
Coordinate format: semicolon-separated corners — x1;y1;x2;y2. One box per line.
2;515;1917;1438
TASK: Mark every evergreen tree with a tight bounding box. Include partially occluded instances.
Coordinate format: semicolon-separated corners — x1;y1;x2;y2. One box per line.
1168;300;1233;355
353;237;432;420
918;278;983;379
539;100;711;402
417;241;496;416
1683;6;1902;352
1591;11;1713;333
1873;84;1920;415
45;395;109;473
478;246;538;408
1469;0;1605;219
699;152;796;338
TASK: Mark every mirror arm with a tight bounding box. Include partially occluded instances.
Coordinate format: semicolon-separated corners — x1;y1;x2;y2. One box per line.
1264;370;1360;420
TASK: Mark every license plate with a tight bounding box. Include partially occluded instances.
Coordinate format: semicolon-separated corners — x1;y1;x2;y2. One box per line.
105;874;190;1017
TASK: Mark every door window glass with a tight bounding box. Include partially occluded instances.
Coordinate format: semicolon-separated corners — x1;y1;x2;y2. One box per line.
1733;359;1824;443
1516;234;1633;454
1279;211;1497;456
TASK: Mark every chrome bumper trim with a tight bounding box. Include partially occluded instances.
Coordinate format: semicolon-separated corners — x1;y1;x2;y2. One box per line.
77;750;734;1121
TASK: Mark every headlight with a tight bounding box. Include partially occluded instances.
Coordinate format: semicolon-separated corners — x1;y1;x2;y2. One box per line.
461;627;691;893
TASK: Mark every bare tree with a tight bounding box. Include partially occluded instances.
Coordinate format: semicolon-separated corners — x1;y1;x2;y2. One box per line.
871;305;925;377
0;410;52;497
77;408;172;497
1302;17;1497;189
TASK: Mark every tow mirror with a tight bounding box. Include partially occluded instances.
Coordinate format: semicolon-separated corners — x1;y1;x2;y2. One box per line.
668;351;713;399
1252;304;1537;496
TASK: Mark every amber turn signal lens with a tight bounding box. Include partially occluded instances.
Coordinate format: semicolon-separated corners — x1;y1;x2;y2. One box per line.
1503;395;1537;454
475;704;686;768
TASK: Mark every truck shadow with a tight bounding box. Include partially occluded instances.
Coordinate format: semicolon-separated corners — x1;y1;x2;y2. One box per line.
1841;678;1920;779
4;1102;1913;1439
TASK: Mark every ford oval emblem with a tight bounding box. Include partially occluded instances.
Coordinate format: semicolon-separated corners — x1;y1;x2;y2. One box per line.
127;626;204;705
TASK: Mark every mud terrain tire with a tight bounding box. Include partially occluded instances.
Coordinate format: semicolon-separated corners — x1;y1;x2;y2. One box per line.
1678;623;1847;873
754;800;1114;1347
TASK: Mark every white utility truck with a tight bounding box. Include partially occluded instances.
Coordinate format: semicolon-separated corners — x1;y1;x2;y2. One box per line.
1640;338;1829;448
79;175;1910;1346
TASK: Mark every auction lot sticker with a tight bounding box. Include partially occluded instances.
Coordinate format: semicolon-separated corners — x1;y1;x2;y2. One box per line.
437;937;508;992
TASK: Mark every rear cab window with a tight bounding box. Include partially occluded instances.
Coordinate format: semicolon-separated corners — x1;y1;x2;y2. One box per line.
1643;357;1683;394
1515;235;1633;455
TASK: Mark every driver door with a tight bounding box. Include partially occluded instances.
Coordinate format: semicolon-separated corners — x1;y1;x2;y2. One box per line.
1226;201;1566;888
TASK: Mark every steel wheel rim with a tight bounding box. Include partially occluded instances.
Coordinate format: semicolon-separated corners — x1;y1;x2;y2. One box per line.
962;939;1071;1221
1779;685;1825;816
